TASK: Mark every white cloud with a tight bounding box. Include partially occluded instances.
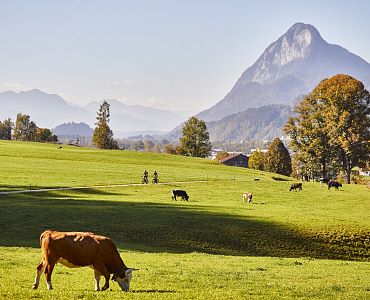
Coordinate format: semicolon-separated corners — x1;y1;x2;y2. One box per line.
118;96;168;109
111;80;137;88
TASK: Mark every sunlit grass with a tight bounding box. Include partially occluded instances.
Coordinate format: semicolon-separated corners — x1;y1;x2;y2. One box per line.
0;140;369;299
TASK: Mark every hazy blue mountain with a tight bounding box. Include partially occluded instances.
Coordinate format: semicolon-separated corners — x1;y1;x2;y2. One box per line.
0;89;189;138
0;89;94;128
197;23;370;121
52;122;94;137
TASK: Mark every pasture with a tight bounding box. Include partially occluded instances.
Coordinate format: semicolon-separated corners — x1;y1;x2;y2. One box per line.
0;140;369;299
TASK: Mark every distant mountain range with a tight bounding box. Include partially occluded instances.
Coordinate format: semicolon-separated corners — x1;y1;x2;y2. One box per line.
197;23;370;123
1;23;369;143
0;89;191;138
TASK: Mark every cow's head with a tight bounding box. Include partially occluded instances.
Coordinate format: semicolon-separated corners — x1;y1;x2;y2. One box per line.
112;268;138;291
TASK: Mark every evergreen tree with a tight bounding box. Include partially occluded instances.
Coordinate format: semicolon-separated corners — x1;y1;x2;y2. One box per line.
180;116;211;158
248;150;265;170
265;138;292;176
93;101;118;149
0;118;13;140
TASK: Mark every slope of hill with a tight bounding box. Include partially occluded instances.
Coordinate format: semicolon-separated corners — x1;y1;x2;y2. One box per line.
198;23;370;122
207;104;292;142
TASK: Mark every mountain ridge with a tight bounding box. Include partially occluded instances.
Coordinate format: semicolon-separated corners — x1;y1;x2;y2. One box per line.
197;22;370;122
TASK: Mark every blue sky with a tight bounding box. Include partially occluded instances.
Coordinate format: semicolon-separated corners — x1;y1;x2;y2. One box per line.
1;0;369;111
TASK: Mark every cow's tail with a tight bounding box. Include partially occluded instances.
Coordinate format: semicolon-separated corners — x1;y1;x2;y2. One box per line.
39;229;53;246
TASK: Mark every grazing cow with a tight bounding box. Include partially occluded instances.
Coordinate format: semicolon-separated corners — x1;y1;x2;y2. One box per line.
319;178;330;187
242;192;253;203
32;230;138;291
328;180;342;190
172;190;189;201
289;183;302;191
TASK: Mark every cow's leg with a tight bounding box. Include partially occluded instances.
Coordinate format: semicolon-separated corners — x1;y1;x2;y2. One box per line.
32;261;46;289
44;261;56;290
93;264;110;291
94;269;101;291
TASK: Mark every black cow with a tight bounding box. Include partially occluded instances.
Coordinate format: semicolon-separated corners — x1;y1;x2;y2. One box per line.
328;181;342;190
319;178;330;187
172;190;189;201
289;183;302;191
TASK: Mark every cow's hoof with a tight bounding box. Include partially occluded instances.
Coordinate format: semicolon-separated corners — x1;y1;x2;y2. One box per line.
32;284;38;290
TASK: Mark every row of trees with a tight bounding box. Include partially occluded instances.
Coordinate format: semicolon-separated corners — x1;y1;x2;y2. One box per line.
92;101;213;158
283;74;370;183
0;114;57;142
248;138;292;176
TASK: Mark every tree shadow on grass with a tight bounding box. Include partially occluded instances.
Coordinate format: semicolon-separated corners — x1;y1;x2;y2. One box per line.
0;189;368;261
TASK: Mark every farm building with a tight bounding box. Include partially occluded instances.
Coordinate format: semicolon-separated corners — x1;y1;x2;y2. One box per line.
219;153;249;168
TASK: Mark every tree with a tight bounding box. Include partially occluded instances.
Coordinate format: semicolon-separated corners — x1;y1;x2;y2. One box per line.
179;116;211;158
320;75;370;183
163;143;176;154
144;140;155;152
13;113;37;141
35;128;58;143
248;150;265;170
92;101;118;149
0;118;13;140
284;74;370;183
265;138;292;176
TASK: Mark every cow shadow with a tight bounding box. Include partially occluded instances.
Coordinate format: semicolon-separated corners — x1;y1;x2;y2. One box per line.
0;188;367;261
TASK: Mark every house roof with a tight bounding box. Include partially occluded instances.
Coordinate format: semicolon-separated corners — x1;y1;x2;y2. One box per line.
219;153;247;163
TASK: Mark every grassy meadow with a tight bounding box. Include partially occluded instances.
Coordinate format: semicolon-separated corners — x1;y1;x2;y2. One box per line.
0;140;369;299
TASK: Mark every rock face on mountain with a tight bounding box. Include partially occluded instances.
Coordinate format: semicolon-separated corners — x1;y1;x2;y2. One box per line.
198;23;370;122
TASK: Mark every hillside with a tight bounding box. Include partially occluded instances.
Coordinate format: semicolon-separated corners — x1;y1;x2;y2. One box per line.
197;23;370;122
207;104;292;142
0;140;369;298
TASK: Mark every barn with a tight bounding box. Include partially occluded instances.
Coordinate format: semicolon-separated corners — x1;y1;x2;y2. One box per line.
219;153;249;168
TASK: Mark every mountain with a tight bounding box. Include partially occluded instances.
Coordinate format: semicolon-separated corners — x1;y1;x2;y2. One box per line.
0;89;94;128
207;105;292;142
52;122;93;137
198;23;370;122
0;89;189;138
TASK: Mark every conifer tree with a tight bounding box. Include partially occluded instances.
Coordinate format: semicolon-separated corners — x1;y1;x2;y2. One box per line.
93;101;118;149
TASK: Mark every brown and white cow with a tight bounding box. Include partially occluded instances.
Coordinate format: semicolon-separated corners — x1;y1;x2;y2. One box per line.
242;192;253;203
32;230;138;291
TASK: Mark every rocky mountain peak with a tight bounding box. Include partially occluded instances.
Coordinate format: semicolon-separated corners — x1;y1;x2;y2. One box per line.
249;23;325;84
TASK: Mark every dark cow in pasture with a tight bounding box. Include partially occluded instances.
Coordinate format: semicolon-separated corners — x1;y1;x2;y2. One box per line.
32;230;138;291
172;190;189;201
242;192;253;203
328;180;342;190
289;183;302;191
319;178;330;187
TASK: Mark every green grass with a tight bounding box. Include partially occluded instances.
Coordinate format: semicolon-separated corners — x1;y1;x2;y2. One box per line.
0;140;369;299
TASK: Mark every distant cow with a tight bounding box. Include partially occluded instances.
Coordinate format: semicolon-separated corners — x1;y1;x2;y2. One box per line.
32;230;138;291
242;192;253;203
319;178;330;187
289;183;302;191
172;190;189;201
328;181;342;190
